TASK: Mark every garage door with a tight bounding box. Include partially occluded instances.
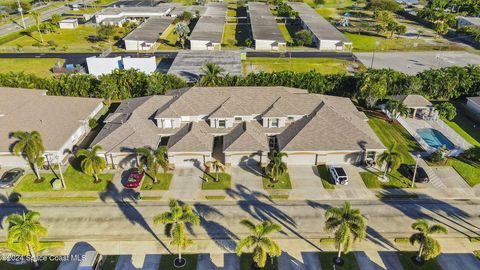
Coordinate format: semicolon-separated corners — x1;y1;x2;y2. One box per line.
171;155;206;167
284;154;317;165
318;153;362;165
229;154;261;166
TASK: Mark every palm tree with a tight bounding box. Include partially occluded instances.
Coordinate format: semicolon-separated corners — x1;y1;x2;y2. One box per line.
235;219;283;268
385;99;409;119
409;219;448;262
324;201;367;264
376;143;401;181
4;211;48;268
11;131;45;181
136;146;169;184
153;199;200;267
265;150;288;183
173;22;190;49
205;159;225;182
31;11;44;44
198;62;225;87
76;145;107;183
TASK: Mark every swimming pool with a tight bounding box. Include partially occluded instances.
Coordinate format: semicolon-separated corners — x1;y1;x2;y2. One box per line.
417;128;456;150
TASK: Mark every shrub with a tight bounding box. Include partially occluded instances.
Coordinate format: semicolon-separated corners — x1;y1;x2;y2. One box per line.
294;29;313;46
462;146;480;162
435;102;457;120
89;118;98;129
428;146;448;164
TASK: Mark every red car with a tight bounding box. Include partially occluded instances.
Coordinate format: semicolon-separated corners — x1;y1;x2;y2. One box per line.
123;168;144;188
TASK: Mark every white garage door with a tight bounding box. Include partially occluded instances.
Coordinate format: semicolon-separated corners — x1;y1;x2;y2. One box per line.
171;155;206;167
229;154;261;166
284;154;317;165
318;153;362;165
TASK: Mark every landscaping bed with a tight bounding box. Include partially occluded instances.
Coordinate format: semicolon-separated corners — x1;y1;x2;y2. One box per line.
141;172;173;190
396;252;442;270
360;171;412;189
318;252;360;270
262;173;292;189
159;254;198;270
317;165;335;189
202;172;232;190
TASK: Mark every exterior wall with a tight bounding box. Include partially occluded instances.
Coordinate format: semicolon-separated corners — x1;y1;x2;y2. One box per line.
282;151;364;165
59;21;78;29
122;57;157;74
319;40;343;51
190;40;210;50
255;39;275;51
124;40;155;51
262;117;286;128
86;56;122;76
156;118;181;128
466;99;480;115
209;118;234;128
168;152;212;167
225;151;267;166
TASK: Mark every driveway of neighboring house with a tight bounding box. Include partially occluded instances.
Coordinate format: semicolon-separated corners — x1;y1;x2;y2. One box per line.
331;165;375;200
163;166;203;200
431;166;476;198
229;165;266;198
288;165;328;200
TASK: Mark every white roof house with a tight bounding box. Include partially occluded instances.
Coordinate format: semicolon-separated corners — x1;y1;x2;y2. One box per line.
59;18;79;29
92;87;385;168
189;3;227;50
86;56;157;76
248;2;286;51
0;88;103;166
123;17;174;51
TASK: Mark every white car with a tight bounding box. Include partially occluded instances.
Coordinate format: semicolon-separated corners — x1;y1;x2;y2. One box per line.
328;165;349;185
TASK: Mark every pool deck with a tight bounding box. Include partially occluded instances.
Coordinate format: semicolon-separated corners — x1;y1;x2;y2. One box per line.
398;117;472;156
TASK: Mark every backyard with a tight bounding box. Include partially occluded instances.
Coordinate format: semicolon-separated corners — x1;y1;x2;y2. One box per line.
0;58;64;77
242;58;354;74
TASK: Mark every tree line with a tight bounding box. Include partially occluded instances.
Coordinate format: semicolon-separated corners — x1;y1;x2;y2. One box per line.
0;65;479;104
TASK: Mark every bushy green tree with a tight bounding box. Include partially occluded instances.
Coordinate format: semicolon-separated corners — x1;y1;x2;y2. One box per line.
434;102;456;120
410;219;448;261
174;22;190;49
97;24;116;41
76;145;107;183
294;29;313;46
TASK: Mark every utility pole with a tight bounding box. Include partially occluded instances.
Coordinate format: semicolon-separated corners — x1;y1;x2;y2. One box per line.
411;154;421;188
16;0;26;29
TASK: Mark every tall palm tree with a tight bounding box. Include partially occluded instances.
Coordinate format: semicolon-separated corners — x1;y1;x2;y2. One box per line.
154;199;200;266
198;62;225;87
324;201;367;264
136;146;169;184
173;22;190;49
11;131;45;181
409;219;448;262
4;211;48;268
265;150;288;183
31;11;44;44
376;143;401;180
385;99;409;119
205;159;225;182
235;219;283;268
76;145;107;183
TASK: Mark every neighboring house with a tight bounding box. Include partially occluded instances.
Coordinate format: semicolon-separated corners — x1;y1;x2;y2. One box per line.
189;3;227;50
288;2;352;51
94;4;177;24
466;96;480;115
391;94;435;119
59;18;79;29
91;87;385;168
0;88;104;167
86;56;157;76
458;17;480;28
248;2;286;51
123;17;173;51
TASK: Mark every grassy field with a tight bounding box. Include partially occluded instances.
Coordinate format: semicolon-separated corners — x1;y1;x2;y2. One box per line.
263;173;292;189
243;58;352;74
278;23;294;44
159;254;198;270
14;160;114;192
317;165;335;189
360;170;412;189
158;24;180;50
396;252;442;270
0;58;64;77
240;254;278;270
140;172;173;190
202;172;232;189
222;22;250;49
318;252;360;270
0;25;111;52
446;158;480;187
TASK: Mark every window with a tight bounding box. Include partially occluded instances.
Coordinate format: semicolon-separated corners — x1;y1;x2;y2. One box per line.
163;119;173;128
288;116;295;121
234;117;242;121
271;118;279;128
218;120;226;128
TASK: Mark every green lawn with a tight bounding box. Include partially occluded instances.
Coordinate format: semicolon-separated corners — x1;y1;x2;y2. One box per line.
0;241;64;255
360;171;412;189
0;261;61;270
222;22;250;49
0;58;64;77
159;254;198;270
158;24;180;50
243;58;351;74
446;158;480;187
102;255;120;270
318;252;360;270
140;172;173;190
68;7;99;14
396;252;442;270
0;25;111;52
437;101;480;146
278;24;294;44
240;254;278;270
202;172;232;190
317;165;335;189
262;173;292;189
345;32;465;52
14;161;114;192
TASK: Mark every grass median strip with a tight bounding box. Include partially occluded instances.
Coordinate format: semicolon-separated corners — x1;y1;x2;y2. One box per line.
318;252;360;270
317;165;335;189
202;173;231;190
141;173;173;190
262;173;292;189
396;251;442;270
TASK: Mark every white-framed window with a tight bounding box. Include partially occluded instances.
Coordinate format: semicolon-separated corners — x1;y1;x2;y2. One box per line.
218;120;226;128
163;119;173;128
271;118;279;128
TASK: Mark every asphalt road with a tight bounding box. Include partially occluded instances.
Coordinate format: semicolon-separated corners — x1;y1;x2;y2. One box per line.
0;199;478;243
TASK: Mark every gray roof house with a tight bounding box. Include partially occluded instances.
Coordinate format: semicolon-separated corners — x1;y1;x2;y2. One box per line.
189;3;227;50
0;87;104;167
92;87;385;168
248;2;286;51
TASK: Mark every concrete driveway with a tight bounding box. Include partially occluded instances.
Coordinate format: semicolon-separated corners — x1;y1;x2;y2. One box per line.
288;165;328;200
431;167;476;198
163;167;203;200
331;165;374;200
229;165;265;195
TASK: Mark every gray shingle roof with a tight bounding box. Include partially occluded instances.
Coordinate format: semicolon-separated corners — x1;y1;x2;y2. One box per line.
0;87;103;152
189;3;226;43
167;121;213;152
123;17;174;43
248;2;285;43
391;95;432;108
223;121;269;152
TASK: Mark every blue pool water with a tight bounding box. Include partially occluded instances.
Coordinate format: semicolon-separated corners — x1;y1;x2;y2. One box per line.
417;128;456;150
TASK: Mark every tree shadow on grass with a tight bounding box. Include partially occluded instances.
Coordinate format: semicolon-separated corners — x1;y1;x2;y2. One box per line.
0;193;28;229
99;182;171;253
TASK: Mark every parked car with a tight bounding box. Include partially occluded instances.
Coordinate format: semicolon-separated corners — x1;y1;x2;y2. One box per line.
123;168;144;188
403;164;430;183
0;168;25;189
328;165;349;185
